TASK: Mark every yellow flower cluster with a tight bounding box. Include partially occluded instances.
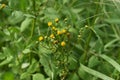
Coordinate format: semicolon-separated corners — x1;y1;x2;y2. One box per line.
57;29;67;35
50;34;55;39
48;18;59;27
52;26;57;31
39;18;70;47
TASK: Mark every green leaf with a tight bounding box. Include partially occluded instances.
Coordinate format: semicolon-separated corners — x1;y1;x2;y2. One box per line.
20;17;32;32
104;39;119;50
20;72;31;79
69;27;78;35
22;48;31;54
63;0;69;4
38;45;52;54
2;72;14;80
27;58;39;73
91;27;103;53
99;54;120;73
68;73;79;80
2;47;11;57
44;7;59;19
78;66;92;80
32;73;45;80
20;59;39;79
0;56;13;66
39;55;53;77
80;64;114;80
0;52;5;59
8;11;24;25
88;56;100;68
71;8;83;14
105;19;120;24
68;55;78;70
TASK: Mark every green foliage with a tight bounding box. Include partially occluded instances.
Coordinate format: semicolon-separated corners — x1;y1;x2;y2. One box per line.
0;0;120;80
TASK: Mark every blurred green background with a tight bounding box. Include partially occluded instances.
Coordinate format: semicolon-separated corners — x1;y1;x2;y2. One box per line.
0;0;120;80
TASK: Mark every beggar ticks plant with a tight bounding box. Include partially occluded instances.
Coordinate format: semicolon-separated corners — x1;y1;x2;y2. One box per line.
0;0;120;80
38;18;79;80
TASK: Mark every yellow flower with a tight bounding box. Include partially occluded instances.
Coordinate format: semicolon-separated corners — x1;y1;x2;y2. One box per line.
39;36;44;41
1;4;6;9
61;41;66;47
52;26;57;31
62;29;67;34
50;34;55;39
48;22;52;27
55;18;59;23
57;31;62;35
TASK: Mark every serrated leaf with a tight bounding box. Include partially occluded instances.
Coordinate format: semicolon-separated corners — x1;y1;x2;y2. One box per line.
88;56;100;68
68;73;79;80
2;47;11;57
32;73;45;80
68;55;78;70
20;17;32;32
90;27;103;53
8;11;24;25
40;55;53;77
0;56;13;66
22;48;31;54
27;58;39;73
20;72;31;79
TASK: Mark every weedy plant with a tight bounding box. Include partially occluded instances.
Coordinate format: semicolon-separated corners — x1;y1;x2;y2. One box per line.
0;0;120;80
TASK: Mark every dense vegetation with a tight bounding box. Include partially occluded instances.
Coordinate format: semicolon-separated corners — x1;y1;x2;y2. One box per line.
0;0;120;80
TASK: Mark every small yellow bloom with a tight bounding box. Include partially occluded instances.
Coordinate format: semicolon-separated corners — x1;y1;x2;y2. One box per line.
1;4;6;9
50;34;55;39
62;29;67;34
55;18;59;23
48;22;52;27
52;26;57;31
61;41;66;47
57;31;62;35
39;36;44;41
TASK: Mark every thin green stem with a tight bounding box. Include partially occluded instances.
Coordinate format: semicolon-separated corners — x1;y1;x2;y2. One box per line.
30;0;36;39
83;0;100;62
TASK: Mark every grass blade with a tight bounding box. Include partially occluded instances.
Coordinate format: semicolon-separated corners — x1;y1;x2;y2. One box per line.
99;54;120;72
80;64;114;80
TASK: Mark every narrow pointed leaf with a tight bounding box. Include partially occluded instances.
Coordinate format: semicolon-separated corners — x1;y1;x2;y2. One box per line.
100;54;120;72
80;64;114;80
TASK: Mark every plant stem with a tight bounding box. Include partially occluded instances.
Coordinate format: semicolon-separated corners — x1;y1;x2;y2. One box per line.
30;0;36;38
